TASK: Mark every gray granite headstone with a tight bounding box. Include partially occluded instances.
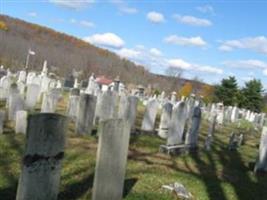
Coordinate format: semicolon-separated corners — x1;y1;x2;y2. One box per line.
158;102;173;138
75;94;96;135
92;119;131;200
16;113;68;200
15;110;27;134
167;101;187;145
185;106;202;149
25;84;40;109
255;126;267;172
141;99;159;131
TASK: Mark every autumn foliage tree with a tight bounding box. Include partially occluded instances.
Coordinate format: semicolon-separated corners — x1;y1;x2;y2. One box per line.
0;21;8;31
199;84;215;103
179;82;193;97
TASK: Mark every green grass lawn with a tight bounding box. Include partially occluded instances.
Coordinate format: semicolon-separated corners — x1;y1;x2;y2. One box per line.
0;98;266;200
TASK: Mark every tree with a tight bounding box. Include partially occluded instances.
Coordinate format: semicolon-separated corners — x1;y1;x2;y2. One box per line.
0;21;8;31
241;79;264;112
179;82;193;97
199;84;215;103
165;67;183;92
214;76;239;106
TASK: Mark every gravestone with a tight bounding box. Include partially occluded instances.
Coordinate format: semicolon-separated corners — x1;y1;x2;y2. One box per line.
25;84;40;109
254;126;267;173
15;110;27;134
16;113;68;200
167;101;187;145
41;88;61;113
67;95;80;121
8;93;25;121
70;88;80;96
158;102;173;138
95;90;118;122
171;91;176;104
118;94;138;129
92;119;131;200
75;94;96;135
141;99;159;131
204;114;217;151
0;110;5;134
185;106;202;149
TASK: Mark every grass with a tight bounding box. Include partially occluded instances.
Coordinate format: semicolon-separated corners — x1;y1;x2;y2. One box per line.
0;98;266;200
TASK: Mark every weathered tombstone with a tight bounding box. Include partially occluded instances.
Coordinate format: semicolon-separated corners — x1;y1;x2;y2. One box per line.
25;84;40;109
15;110;27;134
141;99;159;131
228;132;238;150
92;119;131;200
75;94;96;135
254;126;267;173
95;90;118;122
70;88;80;96
16;113;68;200
167;101;187;145
204;114;217;150
171;91;176;104
118;94;138;129
67;95;80;120
17;81;25;96
0;110;5;134
8;93;25;121
41;88;61;113
185;106;202;149
158;102;173;138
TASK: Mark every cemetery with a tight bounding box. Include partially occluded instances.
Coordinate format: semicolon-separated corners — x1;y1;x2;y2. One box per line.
0;64;266;200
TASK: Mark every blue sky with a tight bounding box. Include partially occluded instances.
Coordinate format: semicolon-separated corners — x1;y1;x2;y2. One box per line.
1;0;267;89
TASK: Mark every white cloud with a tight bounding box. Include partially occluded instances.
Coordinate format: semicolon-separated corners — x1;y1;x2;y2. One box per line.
147;11;165;23
164;35;207;47
70;18;77;23
49;0;94;10
219;36;267;55
196;5;214;14
149;48;162;56
117;48;140;59
83;33;125;49
223;59;267;69
111;0;138;14
168;59;192;70
28;12;37;17
80;20;94;28
263;69;267;76
173;14;212;27
168;58;223;74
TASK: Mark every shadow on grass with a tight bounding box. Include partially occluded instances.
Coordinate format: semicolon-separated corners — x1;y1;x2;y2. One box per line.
59;171;137;200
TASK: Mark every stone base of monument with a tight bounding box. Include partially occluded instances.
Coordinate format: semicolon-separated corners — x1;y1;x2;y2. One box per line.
159;144;198;155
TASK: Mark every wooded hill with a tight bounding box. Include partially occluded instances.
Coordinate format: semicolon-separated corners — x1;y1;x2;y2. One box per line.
0;15;206;93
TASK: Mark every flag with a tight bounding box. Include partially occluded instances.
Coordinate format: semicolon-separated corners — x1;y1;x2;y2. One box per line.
28;49;35;55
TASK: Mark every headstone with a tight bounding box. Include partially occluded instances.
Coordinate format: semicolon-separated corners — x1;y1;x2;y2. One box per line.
95;90;118;122
15;110;27;134
8;93;25;121
41;88;61;113
141;99;159;131
167;101;187;145
25;84;40;109
255;126;267;172
67;95;80;120
0;110;5;134
158;102;173;138
204;114;217;150
185;106;202;149
16;113;68;200
171;91;176;104
92;119;131;200
75;94;96;135
70;88;80;96
118;94;138;129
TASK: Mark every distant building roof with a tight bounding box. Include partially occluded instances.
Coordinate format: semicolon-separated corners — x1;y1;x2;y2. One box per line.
96;76;113;85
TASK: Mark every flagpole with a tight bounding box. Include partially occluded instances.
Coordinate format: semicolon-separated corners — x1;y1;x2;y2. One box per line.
25;52;30;69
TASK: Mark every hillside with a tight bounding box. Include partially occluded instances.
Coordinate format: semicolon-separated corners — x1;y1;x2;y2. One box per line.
0;15;205;93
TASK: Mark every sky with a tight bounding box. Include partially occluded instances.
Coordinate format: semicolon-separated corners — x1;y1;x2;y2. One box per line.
1;0;267;88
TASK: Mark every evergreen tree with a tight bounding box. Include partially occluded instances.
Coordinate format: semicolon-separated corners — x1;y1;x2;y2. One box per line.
214;76;239;106
241;79;264;112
